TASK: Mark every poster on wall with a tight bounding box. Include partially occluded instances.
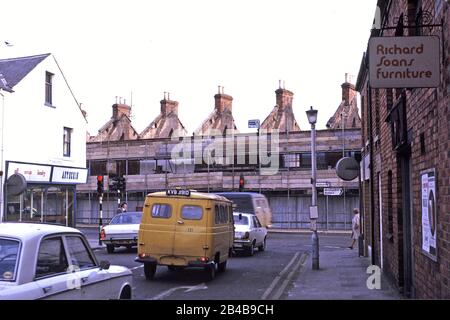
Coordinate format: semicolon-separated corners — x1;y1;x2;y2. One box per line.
421;169;437;260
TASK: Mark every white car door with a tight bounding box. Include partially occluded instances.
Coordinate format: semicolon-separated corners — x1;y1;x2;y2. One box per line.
64;235;112;300
35;236;81;300
252;216;263;246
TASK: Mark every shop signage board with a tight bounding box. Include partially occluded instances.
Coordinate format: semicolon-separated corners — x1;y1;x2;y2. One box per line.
6;161;51;182
52;166;88;184
369;36;440;88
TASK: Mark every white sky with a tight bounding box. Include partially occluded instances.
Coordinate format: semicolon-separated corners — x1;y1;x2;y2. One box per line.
1;0;377;134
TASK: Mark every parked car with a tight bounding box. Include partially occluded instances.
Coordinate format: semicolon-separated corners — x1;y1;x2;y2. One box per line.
101;211;142;254
233;212;268;256
0;223;132;300
216;192;272;228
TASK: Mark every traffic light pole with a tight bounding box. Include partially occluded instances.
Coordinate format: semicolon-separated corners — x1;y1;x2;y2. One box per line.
98;194;103;246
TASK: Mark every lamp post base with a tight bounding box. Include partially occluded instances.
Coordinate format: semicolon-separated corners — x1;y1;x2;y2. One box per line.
312;231;319;270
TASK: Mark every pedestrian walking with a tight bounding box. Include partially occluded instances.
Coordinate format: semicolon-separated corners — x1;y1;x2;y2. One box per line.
348;208;360;249
117;202;128;213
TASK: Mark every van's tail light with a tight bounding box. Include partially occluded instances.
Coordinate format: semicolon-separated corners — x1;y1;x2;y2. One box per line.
139;253;149;259
198;257;209;263
100;228;106;240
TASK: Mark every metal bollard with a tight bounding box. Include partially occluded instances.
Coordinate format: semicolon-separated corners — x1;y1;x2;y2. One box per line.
312;230;319;270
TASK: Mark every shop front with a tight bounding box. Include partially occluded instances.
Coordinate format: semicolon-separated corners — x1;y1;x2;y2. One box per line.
3;161;88;227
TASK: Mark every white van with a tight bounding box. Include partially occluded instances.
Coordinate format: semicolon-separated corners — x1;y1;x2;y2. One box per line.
216;192;272;228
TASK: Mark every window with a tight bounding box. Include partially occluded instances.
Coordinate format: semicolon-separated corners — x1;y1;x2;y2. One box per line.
233;214;249;226
151;204;172;218
35;237;69;278
181;205;203;220
63;127;72;157
89;160;107;176
45;72;53;106
282;154;300;168
387;171;393;235
253;216;262;228
65;236;96;269
0;239;20;281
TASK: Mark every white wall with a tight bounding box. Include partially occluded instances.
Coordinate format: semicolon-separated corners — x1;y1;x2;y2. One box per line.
1;55;86;169
0;54;87;222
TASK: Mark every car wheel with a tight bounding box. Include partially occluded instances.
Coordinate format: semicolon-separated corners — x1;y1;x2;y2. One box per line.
205;263;216;281
258;238;267;252
106;244;114;254
247;241;255;256
119;285;132;300
218;260;227;273
144;263;157;280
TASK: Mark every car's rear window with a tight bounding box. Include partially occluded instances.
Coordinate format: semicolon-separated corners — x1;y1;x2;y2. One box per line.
181;205;203;220
110;212;142;224
151;204;172;219
0;238;20;281
233;214;249;226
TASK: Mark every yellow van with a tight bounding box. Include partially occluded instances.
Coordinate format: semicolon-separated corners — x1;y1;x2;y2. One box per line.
135;189;234;281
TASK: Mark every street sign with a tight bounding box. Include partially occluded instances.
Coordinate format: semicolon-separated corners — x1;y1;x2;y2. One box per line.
336;157;359;181
248;119;260;129
315;181;330;187
324;188;343;196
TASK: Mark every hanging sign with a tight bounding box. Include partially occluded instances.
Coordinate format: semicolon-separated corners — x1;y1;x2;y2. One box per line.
369;36;440;88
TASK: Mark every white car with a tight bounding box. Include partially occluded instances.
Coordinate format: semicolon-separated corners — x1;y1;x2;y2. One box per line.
100;212;142;254
0;223;132;300
233;212;268;256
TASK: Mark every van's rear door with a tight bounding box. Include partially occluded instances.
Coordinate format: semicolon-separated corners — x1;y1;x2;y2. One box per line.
173;199;208;259
140;197;177;256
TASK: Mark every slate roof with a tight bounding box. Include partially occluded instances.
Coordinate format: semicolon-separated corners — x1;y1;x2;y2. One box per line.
0;53;50;92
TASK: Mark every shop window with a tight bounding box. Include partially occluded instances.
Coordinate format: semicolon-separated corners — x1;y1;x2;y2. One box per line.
282;154;300;168
63;127;72;157
388;94;408;151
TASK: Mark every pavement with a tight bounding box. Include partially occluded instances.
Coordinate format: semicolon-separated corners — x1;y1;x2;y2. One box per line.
78;225;402;300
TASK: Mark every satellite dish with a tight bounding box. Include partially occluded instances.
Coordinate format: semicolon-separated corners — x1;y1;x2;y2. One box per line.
7;173;27;196
336;157;359;181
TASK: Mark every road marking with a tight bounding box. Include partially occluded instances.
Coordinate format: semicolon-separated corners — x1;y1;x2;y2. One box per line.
149;283;208;300
272;252;308;300
261;252;300;300
130;265;144;271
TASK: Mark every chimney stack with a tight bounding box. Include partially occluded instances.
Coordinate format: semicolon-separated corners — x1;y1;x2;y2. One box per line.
112;103;131;120
342;73;356;105
160;93;179;115
214;86;233;113
275;88;294;110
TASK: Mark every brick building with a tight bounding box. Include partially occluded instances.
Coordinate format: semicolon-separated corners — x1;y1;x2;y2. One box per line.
356;0;449;298
78;82;362;231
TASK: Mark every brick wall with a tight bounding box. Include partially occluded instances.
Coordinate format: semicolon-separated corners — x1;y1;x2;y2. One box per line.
358;0;450;298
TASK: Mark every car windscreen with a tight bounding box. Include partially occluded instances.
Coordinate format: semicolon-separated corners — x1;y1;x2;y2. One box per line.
233;214;249;226
0;238;20;281
220;195;254;213
110;212;142;224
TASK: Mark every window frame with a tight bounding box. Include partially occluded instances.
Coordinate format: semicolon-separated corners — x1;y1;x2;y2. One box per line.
63;127;72;157
45;71;54;107
151;204;172;219
0;237;22;282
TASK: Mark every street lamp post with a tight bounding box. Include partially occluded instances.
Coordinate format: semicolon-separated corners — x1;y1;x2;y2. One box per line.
306;106;319;270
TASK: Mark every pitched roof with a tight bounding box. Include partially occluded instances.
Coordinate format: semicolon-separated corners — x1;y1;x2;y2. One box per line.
0;53;51;91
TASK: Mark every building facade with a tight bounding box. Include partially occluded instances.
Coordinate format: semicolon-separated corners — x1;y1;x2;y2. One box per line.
78;83;362;230
356;0;449;298
0;54;88;226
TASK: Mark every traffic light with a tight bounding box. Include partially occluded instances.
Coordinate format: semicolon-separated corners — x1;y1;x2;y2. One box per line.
239;175;245;192
97;175;104;195
109;176;118;192
117;176;126;192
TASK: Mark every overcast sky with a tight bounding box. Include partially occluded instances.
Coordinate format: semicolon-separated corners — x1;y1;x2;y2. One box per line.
1;0;377;134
